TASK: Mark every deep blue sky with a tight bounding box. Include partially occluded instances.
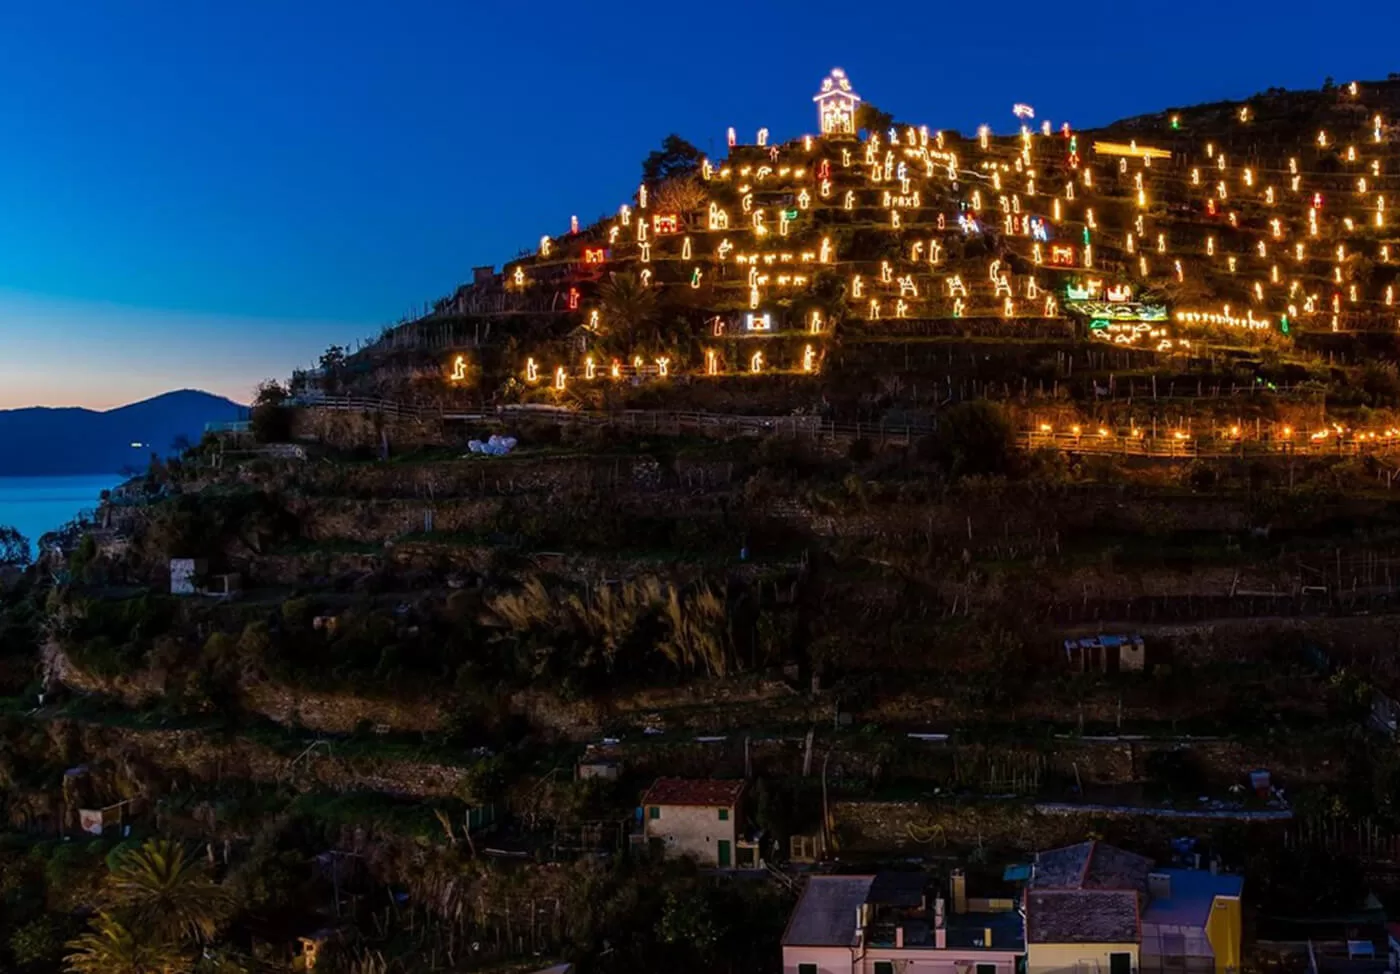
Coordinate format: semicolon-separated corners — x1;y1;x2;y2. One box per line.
0;0;1390;407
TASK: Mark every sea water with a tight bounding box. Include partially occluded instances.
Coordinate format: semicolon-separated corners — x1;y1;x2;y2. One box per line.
0;475;124;552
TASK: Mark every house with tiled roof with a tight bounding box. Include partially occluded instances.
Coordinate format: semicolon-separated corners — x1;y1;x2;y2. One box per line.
1026;841;1244;974
1026;840;1152;974
640;777;749;867
781;869;1025;974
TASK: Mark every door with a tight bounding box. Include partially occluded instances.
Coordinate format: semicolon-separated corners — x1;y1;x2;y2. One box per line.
1111;952;1133;974
717;840;732;867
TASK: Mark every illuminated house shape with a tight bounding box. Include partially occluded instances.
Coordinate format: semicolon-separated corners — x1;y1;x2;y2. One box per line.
652;214;679;235
813;68;860;136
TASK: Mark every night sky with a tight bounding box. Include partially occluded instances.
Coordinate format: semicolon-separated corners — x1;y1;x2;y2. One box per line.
0;0;1390;407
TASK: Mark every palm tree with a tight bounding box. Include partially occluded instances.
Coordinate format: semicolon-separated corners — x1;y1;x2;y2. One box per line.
106;839;231;944
64;913;191;974
597;271;659;346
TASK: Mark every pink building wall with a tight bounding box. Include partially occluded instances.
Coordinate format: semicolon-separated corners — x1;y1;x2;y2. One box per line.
783;944;1022;974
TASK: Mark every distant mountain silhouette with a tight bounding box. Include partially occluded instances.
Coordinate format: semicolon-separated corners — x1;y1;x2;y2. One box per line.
0;390;246;476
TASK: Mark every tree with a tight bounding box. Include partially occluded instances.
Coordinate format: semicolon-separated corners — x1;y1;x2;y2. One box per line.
169;434;193;456
63;914;190;974
855;102;894;137
0;525;31;567
652;176;707;216
597;272;659;347
918;400;1016;477
249;380;293;443
105;839;231;944
642;135;702;186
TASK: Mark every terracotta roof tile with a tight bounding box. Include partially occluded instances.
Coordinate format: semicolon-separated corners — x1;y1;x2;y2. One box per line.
642;777;745;807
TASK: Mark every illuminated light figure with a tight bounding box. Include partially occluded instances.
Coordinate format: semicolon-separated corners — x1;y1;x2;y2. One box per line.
584;246;607;264
1083;169;1093;188
708;204;729;231
746;312;771;332
512;266;526;288
852;275;864;299
1066;182;1075;200
1295;242;1305;261
1084;245;1094;269
895;300;909;318
750;351;764;373
881;261;893;284
691;267;703;289
702;158;713;180
797;189;811;210
929;241;944;265
946;276;968;298
898;275;918;297
1207;237;1216;257
1218;154;1227;171
779;210;791;237
620;204;631;226
1002;297;1016;317
640;269;652;286
978;125;990;149
802;344;817;372
1360;177;1369;195
728;127;736;147
1255;282;1264;302
610;359;621;379
608;226;620;245
742;193;753;214
1053;199;1062;221
1139;256;1149;276
1044;294;1058;316
1271;265;1280;284
1292;175;1301;192
1388;286;1395;307
1126;233;1136;255
1026;277;1040;299
568;287;580;311
972;190;983;210
587;309;601;331
1318;131;1329;148
953;298;965;317
526;358;539;382
540;236;552;257
1157;234;1166;254
656;357;670;378
1271;218;1282;240
1347;146;1356;163
819;237;833;263
1228;257;1237;273
681;236;692;260
450;355;468;382
1257;241;1267;259
891;211;901;229
1217;182;1228;201
1333;267;1343;285
749;287;760;309
639;243;651;263
1192;168;1201;186
717;239;733;260
1174;260;1184;283
843;190;855;211
1349;81;1359;96
638;185;648;209
705;349;718;375
752;211;767;237
810;311;823;334
1384;246;1392;263
911;241;925;262
585;357;596;380
1086;208;1097;229
820;178;832;198
1033;243;1044;265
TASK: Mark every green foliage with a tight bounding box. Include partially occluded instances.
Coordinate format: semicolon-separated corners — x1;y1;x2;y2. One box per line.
597;272;660;349
656;888;719;954
10;915;68;968
0;525;31;568
105;839;231;944
918;401;1016;478
641;134;702;186
63;912;192;974
249;380;293;443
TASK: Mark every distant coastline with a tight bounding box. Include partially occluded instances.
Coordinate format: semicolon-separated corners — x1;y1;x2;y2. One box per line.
0;474;123;549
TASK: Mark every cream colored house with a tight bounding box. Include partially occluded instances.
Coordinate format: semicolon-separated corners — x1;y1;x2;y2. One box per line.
641;777;746;867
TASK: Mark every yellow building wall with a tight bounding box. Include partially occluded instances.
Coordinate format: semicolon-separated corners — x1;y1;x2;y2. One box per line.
1028;942;1140;974
1204;896;1242;974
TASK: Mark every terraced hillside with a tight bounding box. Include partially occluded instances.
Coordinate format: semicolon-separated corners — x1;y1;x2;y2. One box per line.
8;73;1400;974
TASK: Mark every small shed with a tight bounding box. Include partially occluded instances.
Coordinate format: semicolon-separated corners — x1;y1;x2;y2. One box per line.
77;798;141;836
1064;634;1146;673
577;759;621;782
170;558;207;595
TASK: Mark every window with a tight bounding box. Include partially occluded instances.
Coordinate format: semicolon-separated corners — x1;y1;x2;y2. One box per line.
874;963;895;974
648;807;660;820
718;808;729;821
978;965;998;974
798;965;818;974
1110;952;1134;974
